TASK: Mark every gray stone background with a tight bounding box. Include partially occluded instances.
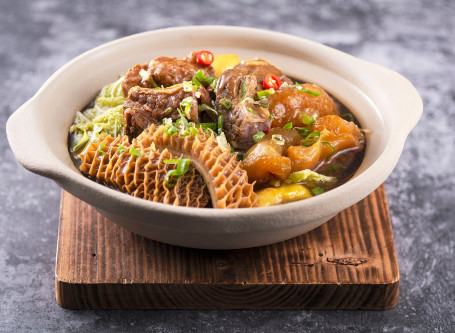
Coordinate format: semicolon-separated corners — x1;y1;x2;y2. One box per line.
1;0;454;332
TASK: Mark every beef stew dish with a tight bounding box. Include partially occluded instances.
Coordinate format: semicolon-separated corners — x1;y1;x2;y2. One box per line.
69;51;366;209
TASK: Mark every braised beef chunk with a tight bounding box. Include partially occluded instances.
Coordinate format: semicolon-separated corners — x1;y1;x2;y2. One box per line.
121;62;156;97
148;51;215;88
234;58;292;91
124;84;210;139
215;69;271;150
121;51;215;97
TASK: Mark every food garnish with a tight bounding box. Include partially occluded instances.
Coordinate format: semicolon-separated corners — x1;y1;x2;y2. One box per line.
295;82;321;96
164;158;191;188
196;50;214;66
263;73;282;90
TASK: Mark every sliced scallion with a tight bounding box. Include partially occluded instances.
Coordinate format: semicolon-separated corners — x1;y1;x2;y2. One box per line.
182;81;194;92
253;131;265;143
98;142;106;156
196;122;217;131
180;97;193;117
163;158;190;188
195;70;216;87
189;126;199;136
296;127;311;137
295;82;321;96
322;141;336;160
283;122;293;129
198;103;217;114
271;134;285;145
191;77;202;89
255;88;275;99
302;114;315;126
219;98;232;110
240;81;247;100
302;131;320;146
164;125;179;136
129;147;141;159
117;144;126;154
217;115;223;135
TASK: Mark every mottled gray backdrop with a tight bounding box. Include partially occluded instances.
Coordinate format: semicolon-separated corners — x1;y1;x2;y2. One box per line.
1;0;454;332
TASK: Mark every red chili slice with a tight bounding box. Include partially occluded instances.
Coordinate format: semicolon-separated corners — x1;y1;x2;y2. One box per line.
196;50;214;66
263;73;282;90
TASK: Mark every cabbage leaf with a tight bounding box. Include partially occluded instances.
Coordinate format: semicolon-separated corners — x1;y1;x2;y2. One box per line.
70;76;125;152
284;169;335;185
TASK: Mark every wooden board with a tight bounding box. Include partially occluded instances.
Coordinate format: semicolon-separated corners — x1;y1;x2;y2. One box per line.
55;184;399;310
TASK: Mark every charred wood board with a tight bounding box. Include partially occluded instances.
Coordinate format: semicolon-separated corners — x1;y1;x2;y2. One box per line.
55;184;399;310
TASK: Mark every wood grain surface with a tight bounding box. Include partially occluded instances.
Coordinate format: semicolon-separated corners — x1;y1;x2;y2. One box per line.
55;184;399;310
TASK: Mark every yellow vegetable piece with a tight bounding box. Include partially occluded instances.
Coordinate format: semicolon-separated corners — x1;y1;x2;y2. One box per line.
212;54;240;77
256;183;313;207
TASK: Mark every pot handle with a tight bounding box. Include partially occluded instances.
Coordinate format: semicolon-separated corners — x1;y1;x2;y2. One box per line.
6;98;62;180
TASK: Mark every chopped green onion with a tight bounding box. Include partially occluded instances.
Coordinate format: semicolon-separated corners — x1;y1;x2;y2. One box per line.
240;81;247;100
253;131;265;143
269;113;274;120
163;159;180;164
164;125;179;136
341;113;355;122
296;127;311;137
163;158;190;188
117;144;126;154
247;107;255;115
211;79;217;90
176;106;191;130
194;70;216;87
98;142;106;156
255;88;275;99
198;103;217;114
322;141;336;160
180;97;193;117
191;77;202;89
271;134;285;145
217;115;223;135
189;127;199;136
182;81;194;92
311;187;325;195
302;114;315;126
129;147;141;159
196;122;217;131
219;98;232;110
295;82;321;96
283;122;293;129
302;131;321;146
164;107;173;115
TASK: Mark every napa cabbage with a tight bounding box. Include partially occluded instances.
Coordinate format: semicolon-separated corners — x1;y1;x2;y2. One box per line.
70;76;125;154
